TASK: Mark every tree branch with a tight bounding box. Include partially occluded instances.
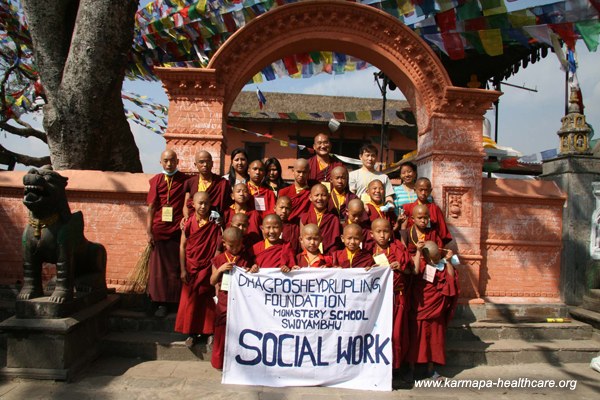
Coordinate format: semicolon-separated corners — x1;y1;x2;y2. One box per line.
0;142;51;167
0;121;48;143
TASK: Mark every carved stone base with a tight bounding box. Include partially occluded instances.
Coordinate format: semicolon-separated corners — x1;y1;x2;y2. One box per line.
15;288;107;319
0;294;119;381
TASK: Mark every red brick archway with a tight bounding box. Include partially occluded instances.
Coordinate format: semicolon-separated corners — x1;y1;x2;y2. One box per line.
157;0;501;300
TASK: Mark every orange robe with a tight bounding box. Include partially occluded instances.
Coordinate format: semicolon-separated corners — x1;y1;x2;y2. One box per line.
332;249;373;268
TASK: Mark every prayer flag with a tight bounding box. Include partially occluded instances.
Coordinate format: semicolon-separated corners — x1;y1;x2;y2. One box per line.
576;20;600;52
256;88;267;110
479;29;504;56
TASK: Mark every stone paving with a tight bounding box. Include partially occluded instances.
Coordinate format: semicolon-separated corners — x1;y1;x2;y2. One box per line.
0;357;599;399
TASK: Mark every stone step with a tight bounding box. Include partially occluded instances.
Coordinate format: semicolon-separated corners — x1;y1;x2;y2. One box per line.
581;295;600;313
101;331;211;362
569;306;600;330
447;339;600;367
447;319;594;341
108;309;176;333
482;303;569;321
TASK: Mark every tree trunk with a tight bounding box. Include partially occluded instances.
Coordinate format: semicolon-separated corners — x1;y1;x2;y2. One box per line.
22;0;142;172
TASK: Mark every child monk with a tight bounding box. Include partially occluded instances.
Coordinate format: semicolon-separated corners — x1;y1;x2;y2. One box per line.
247;160;276;218
407;240;458;381
347;198;374;251
300;183;341;256
274;196;300;255
402;177;452;245
223;183;262;245
370;218;411;370
327;166;358;223
406;204;443;257
210;227;254;370
278;158;312;223
229;213;260;249
250;214;296;272
365;179;397;226
332;224;373;268
175;191;222;348
296;224;333;268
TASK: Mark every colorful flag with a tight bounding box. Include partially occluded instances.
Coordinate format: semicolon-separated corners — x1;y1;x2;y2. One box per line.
256;88;267;110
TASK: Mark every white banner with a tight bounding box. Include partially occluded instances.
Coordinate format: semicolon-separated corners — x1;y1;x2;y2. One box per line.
222;267;393;391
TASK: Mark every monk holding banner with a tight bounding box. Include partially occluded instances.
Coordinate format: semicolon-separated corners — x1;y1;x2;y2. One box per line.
146;150;187;318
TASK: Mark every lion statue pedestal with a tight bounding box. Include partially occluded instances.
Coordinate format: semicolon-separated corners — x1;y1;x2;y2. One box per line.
0;167;118;380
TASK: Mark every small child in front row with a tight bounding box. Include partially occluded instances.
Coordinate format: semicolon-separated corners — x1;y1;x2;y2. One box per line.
296;224;333;268
370;218;411;371
209;227;254;370
250;214;296;272
175;192;221;348
407;240;459;381
332;224;373;268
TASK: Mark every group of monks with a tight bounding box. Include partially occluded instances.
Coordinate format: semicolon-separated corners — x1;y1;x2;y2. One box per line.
146;133;459;381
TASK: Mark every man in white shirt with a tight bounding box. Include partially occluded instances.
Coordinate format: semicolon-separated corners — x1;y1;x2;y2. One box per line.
349;144;395;205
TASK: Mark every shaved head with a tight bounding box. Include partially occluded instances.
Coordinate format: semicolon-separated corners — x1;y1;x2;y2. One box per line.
368;179;384;190
231;213;249;225
311;183;328;195
371;218;391;231
412;204;429;217
161;149;177;159
263;213;283;227
302;223;320;237
195;150;212;161
223;227;243;242
294;158;309;170
276;196;291;207
343;223;362;237
331;166;347;177
314;133;329;144
193;191;209;202
348;198;365;213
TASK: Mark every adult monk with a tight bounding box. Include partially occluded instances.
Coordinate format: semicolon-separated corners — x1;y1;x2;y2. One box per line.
402;177;452;246
327;166;358;223
183;150;231;221
146;150;188;318
308;133;343;183
247;159;276;217
300;183;341;256
277;158;313;223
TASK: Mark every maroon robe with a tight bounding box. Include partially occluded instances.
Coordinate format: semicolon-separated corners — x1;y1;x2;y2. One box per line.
296;251;333;268
403;201;452;245
247;183;276;218
332;249;373;268
406;227;443;257
308;154;344;182
175;218;221;335
184;173;232;215
300;205;342;256
282;221;300;255
147;172;187;303
278;185;311;223
373;240;411;368
407;257;459;365
223;207;263;246
345;214;374;252
365;202;397;225
211;249;254;370
327;190;358;223
252;240;296;268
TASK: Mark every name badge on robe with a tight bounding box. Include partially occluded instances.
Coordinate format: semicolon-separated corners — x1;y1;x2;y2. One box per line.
373;253;390;266
161;206;173;222
423;264;436;283
221;271;231;291
322;182;331;192
254;196;266;211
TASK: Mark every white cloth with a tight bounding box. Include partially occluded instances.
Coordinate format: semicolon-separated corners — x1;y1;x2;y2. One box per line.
348;168;394;198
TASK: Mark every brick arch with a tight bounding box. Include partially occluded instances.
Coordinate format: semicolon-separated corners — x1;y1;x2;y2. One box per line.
208;0;452;134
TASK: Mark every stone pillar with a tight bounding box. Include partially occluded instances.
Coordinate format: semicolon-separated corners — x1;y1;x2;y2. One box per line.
541;155;600;304
416;87;499;301
155;68;226;173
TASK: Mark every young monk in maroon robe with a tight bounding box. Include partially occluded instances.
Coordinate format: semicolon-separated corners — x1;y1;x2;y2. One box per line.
274;196;300;255
223;183;262;246
346;198;374;252
183;150;231;222
176;192;222;348
308;133;344;183
147;150;188;318
327;166;358;223
405;204;443;257
402;177;452;245
247;160;276;218
296;224;333;268
300;183;341;256
332;224;373;268
250;214;296;272
277;158;312;223
369;218;411;370
365;179;397;226
229;213;260;250
408;240;458;380
210;227;254;370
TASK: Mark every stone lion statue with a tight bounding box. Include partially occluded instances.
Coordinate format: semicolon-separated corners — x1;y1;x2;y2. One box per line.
18;166;107;305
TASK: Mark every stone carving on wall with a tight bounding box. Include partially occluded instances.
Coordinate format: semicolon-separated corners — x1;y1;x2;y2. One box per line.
443;186;472;226
591;182;600;260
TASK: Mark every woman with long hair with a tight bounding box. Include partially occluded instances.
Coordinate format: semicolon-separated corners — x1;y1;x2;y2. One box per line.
263;157;288;196
393;162;418;209
225;148;250;187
